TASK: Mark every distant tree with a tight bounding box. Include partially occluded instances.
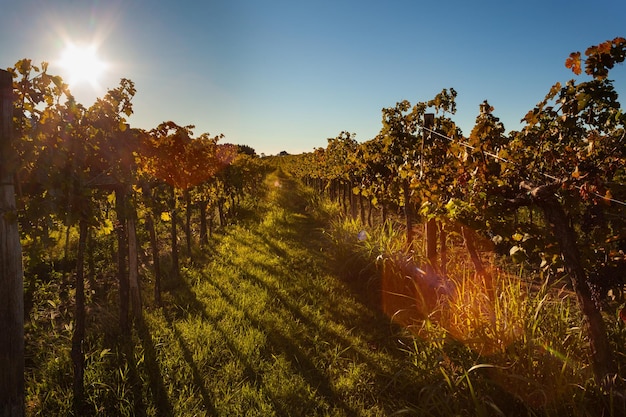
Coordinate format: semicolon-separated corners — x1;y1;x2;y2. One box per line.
236;144;257;157
278;150;289;156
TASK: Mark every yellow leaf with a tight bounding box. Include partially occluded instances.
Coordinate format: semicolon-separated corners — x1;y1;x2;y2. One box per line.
512;233;524;242
160;212;171;222
99;219;114;236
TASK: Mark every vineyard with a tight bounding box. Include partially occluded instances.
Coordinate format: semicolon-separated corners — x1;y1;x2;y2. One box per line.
1;39;626;416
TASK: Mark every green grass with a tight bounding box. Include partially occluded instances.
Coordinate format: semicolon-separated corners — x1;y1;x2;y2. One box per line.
23;169;626;416
324;198;626;416
25;171;425;416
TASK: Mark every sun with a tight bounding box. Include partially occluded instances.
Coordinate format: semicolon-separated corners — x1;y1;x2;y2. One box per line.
58;43;107;89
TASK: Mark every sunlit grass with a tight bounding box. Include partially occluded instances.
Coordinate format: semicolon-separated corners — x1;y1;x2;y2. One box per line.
325;206;624;416
24;170;425;416
23;170;626;416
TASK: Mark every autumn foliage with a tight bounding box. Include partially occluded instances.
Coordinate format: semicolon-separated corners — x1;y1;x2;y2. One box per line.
280;37;626;387
137;121;237;190
566;36;626;79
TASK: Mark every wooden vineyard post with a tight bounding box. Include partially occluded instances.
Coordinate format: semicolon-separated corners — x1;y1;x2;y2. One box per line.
0;69;25;416
422;113;437;275
403;178;414;248
527;183;616;386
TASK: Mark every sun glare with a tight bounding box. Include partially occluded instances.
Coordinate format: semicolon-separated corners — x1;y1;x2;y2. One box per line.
58;43;107;89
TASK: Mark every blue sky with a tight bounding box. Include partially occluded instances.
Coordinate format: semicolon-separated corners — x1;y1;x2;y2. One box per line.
2;0;625;155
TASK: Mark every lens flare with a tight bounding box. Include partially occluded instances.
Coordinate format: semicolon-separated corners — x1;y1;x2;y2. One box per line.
58;42;107;89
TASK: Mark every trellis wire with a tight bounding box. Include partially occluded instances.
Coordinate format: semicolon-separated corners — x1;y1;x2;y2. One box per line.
420;125;626;208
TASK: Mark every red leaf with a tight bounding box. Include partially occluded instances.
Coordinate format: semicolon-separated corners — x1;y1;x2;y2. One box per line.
597;41;612;55
565;52;582;75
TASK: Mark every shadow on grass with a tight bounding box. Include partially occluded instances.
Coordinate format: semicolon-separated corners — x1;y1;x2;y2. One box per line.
157;171;424;414
120;339;148;417
206;277;358;417
158;309;219;416
165;276;303;416
224;220;423;404
133;314;175;417
262;175;429;395
253;177;404;341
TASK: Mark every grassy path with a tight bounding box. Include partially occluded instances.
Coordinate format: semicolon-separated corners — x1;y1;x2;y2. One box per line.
26;168;622;416
139;171;423;416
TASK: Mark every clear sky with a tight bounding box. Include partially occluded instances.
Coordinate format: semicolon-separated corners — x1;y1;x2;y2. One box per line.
2;0;625;155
